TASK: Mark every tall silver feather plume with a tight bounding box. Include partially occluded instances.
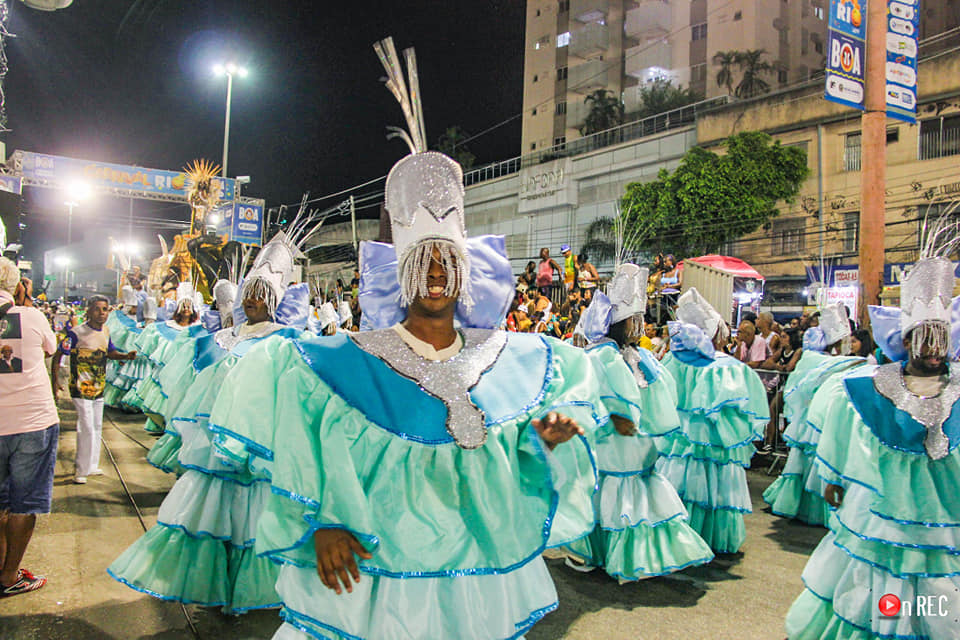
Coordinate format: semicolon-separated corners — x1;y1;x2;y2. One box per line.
374;37;427;154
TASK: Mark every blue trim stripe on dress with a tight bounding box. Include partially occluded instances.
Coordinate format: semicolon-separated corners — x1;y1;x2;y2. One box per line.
799;580;935;640
600;509;689;532
829;535;960;579
605;553;716;580
833;513;960;552
656;450;755;469
870;507;960;528
155;520;256;548
106;567;229;608
813;453;882;496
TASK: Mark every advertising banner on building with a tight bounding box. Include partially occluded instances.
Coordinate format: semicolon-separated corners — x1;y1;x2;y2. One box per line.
885;0;920;122
216;201;264;246
518;158;576;214
825;0;866;111
9;151;235;202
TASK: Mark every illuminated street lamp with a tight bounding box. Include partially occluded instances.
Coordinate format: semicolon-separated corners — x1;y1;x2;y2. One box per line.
55;254;71;300
213;62;249;178
63;180;91;246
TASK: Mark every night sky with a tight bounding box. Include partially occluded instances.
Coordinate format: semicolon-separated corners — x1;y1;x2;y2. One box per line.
3;0;525;265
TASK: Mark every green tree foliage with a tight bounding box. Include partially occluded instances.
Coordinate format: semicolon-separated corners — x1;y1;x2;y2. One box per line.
633;79;703;119
712;50;738;94
580;89;625;135
436;126;476;170
619;131;809;257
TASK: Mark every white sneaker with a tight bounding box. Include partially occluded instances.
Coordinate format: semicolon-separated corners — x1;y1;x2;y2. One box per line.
74;476;87;484
88;469;105;476
564;556;596;573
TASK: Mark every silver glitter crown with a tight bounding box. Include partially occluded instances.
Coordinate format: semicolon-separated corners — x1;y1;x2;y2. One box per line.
676;288;724;339
819;302;852;346
608;263;649;324
244;231;305;305
901;257;954;335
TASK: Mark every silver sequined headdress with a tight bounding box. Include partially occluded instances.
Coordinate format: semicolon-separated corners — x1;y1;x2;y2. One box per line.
375;37;472;310
901;213;960;357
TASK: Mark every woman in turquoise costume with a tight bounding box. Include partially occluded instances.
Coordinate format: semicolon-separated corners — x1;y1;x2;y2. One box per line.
111;39;620;640
559;263;714;580
110;226;315;614
103;285;142;407
762;303;865;526
785;245;960;640
655;288;769;554
125;284;206;434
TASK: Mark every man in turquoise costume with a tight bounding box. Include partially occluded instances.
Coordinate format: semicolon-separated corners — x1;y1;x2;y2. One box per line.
785;230;960;640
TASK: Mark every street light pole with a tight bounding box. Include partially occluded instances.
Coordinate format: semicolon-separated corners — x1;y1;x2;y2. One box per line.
222;70;233;178
65;201;76;246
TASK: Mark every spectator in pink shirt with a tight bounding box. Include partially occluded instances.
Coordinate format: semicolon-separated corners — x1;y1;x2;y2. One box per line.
0;257;59;597
735;320;770;369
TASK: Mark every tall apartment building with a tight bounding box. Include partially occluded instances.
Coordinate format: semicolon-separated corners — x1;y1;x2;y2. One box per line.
522;0;830;155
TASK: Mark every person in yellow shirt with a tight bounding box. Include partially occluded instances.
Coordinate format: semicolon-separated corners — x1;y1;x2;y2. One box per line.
637;321;657;351
561;244;576;291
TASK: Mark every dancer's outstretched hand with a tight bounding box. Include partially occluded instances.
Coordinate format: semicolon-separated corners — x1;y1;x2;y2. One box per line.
611;415;638;436
532;412;585;450
313;529;373;595
824;483;844;508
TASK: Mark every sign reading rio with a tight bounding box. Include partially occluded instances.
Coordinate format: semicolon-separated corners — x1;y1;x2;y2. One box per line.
836;0;863;29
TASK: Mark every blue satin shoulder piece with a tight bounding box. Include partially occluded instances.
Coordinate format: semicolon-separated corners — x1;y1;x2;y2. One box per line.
188;324;208;338
275;283;310;330
231;326;301;358
193;333;227;372
844;364;960;455
295;333;453;444
472;332;551;425
115;311;138;330
633;344;663;384
201;310;222;333
802;327;827;353
154;322;180;342
358;242;406;331
667;321;716;366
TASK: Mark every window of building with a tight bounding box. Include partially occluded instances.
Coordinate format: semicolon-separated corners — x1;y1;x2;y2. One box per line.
530;142;537;151
733;10;742;21
801;28;809;54
553;136;567;148
557;66;568;80
556;101;567;115
532;107;538;116
814;39;824;54
844;132;862;172
919;114;960;160
691;23;707;41
814;5;825;20
842;212;860;253
778;69;788;83
915;201;960;248
558;0;570;13
534;36;549;51
773;218;806;256
691;63;707;85
886;127;899;144
536;9;541;17
557;31;571;48
533;74;539;82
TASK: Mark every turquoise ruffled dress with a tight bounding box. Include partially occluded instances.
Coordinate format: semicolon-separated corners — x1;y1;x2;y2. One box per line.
157;329;607;639
104;310;143;408
560;341;714;579
111;323;307;613
655;332;769;554
785;363;960;640
762;352;865;526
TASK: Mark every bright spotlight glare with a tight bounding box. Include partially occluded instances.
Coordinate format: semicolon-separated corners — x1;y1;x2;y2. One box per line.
55;255;71;267
65;180;92;204
225;62;237;74
208;214;221;226
213;63;225;75
237;66;249;78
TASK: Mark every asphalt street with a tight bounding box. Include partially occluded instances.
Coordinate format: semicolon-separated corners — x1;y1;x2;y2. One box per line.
0;406;823;640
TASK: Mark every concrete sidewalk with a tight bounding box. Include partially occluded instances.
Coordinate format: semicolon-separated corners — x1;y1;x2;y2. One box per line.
1;406;823;639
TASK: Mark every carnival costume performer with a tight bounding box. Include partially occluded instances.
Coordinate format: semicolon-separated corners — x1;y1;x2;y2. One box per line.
121;38;618;640
784;229;960;640
126;283;206;434
655;288;769;554
144;279;237;471
110;225;317;614
762;303;865;526
103;285;143;408
561;263;714;580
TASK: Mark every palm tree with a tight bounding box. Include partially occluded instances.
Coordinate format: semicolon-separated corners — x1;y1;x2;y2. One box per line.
581;216;618;264
712;50;738;95
581;89;625;135
734;49;773;99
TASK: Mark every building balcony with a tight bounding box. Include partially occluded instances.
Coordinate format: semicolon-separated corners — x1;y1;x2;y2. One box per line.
568;59;609;93
568;98;591;128
625;2;672;38
571;0;608;23
570;22;609;59
625;40;672;78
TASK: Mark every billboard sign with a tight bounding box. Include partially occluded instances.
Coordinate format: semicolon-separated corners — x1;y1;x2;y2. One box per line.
825;0;866;111
886;0;920;122
10;151;235;202
216;201;264;246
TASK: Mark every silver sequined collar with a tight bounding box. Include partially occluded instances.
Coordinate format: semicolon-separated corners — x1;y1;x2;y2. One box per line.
214;321;283;351
350;328;507;449
619;345;649;389
873;362;960;460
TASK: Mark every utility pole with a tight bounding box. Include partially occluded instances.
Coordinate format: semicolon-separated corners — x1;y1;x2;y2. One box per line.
349;195;358;255
858;0;887;326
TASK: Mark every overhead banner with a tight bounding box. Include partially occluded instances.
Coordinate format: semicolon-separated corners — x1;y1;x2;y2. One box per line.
886;0;920;122
825;0;866;111
216;200;264;246
518;157;576;214
9;151;235;202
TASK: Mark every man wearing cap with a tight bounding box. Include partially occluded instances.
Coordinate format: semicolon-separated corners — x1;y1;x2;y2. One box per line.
561;244;577;292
